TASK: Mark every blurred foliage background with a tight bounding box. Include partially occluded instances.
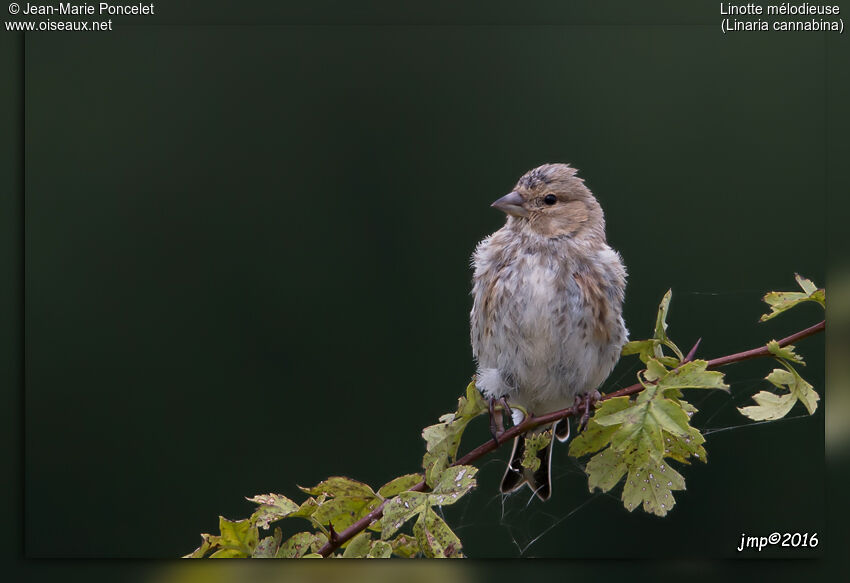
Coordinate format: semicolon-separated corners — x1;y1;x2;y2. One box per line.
1;0;837;564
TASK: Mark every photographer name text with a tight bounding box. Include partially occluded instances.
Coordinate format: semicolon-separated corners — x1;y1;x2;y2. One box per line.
16;2;154;16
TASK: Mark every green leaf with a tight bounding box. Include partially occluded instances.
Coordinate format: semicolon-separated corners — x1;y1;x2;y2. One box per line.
422;419;473;487
621;458;685;517
663;427;707;464
596;399;662;466
738;390;796;420
388;533;420;558
422;453;448;488
760;274;825;321
286;494;327;524
622;290;683;363
310;533;328;554
312;496;381;532
276;532;319;558
214;516;258;558
296;479;381;534
368;540;393;558
767;340;805;364
247;493;300;529
422;382;488;488
253;531;281;558
644;358;668;382
381;491;429;539
458;381;489;419
429;465;477;506
209;548;249;558
654;289;672;342
622;339;660;363
299;477;376;499
377;474;423;499
585;447;628;492
342;532;372;558
413;507;463;558
648;397;693;438
183;533;219;558
655;360;730;393
569;397;632;457
575;380;708;515
520;430;552;472
738;364;819;420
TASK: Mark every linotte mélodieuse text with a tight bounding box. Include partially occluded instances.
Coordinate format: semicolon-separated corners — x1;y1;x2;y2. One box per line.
720;2;843;32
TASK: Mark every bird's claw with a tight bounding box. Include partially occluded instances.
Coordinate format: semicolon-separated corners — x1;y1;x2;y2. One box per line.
576;390;602;433
488;397;511;447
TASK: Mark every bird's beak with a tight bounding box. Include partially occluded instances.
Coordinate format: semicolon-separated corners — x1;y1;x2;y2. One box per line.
491;191;527;217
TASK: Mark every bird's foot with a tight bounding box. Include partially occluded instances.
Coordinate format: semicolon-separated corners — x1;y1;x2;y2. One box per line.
488;397;511;447
575;390;602;433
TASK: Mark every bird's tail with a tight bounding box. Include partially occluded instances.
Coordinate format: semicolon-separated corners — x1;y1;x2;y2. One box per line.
500;422;560;501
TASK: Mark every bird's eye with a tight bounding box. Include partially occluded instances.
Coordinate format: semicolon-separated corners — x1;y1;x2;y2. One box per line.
543;194;557;206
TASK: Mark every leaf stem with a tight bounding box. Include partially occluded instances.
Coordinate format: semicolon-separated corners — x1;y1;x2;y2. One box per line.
317;318;824;557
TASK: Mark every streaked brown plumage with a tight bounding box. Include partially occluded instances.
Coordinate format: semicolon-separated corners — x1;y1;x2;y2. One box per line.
470;163;627;500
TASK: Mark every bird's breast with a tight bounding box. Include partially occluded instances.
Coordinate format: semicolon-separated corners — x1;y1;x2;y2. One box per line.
471;238;626;405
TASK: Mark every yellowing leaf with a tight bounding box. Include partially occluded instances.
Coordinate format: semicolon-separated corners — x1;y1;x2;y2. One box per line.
585;447;628;493
738;364;819;420
341;532;372;558
575;377;710;515
760;274;825;321
644;359;668;382
312;533;328;553
209;548;248;558
663;427;707;464
312;496;380;532
738;390;797;421
520;430;552;472
422;414;476;487
183;533;219;558
766;340;805;364
252;529;282;558
458;381;489;418
287;495;325;519
368;540;393;558
276;532;320;558
596;395;688;466
389;533;420;558
377;474;423;499
413;506;463;558
213;516;258;558
381;491;429;539
622;339;661;364
428;465;477;506
299;477;376;499
247;493;300;530
622;459;685;517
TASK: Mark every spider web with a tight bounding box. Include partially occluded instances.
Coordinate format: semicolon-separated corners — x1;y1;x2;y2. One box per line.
439;289;821;557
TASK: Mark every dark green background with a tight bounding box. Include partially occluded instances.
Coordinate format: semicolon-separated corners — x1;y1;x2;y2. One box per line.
11;2;832;561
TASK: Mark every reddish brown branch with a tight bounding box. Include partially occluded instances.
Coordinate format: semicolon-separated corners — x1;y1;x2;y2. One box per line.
318;319;824;557
705;320;824;368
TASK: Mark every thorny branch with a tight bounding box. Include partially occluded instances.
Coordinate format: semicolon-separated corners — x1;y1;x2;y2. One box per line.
317;319;825;557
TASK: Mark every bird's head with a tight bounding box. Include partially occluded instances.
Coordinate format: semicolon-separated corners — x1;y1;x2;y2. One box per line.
491;163;605;241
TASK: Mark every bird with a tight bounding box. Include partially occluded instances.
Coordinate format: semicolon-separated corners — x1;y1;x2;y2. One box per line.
470;163;628;501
